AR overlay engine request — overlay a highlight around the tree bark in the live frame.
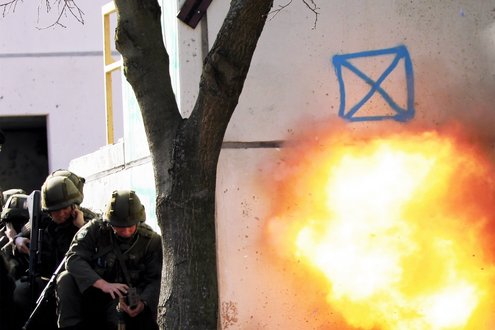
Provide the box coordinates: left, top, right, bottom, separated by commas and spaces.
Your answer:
114, 0, 273, 328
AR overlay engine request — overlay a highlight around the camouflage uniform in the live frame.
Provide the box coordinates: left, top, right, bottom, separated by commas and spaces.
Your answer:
57, 190, 162, 330
0, 193, 30, 279
13, 171, 93, 330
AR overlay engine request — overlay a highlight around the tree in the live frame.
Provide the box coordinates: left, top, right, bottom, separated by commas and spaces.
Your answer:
113, 0, 273, 328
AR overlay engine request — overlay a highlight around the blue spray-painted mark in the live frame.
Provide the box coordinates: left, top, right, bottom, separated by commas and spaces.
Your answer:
332, 45, 415, 122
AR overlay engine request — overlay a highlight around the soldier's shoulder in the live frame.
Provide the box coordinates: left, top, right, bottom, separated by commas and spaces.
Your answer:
81, 217, 110, 233
138, 223, 160, 238
74, 218, 109, 241
81, 207, 102, 221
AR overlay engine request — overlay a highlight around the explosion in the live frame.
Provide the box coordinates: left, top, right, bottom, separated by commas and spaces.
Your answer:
263, 127, 495, 330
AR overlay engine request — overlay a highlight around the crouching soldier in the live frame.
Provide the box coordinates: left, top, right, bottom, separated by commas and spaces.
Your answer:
13, 171, 93, 330
56, 190, 162, 330
0, 192, 30, 279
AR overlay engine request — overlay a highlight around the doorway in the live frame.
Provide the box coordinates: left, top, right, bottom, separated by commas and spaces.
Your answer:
0, 116, 49, 195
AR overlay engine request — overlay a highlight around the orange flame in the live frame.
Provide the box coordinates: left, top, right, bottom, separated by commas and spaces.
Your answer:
263, 127, 495, 330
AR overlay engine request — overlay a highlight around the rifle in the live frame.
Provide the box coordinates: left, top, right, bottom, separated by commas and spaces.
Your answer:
26, 190, 43, 304
0, 225, 6, 247
22, 255, 66, 330
117, 296, 126, 330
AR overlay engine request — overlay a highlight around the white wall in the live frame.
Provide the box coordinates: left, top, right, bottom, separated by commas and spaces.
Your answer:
213, 0, 495, 329
0, 0, 123, 171
209, 0, 495, 141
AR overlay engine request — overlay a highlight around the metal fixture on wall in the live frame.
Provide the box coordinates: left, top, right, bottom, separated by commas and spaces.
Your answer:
177, 0, 212, 29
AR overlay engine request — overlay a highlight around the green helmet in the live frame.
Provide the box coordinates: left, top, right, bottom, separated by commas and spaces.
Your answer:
2, 189, 27, 207
104, 190, 145, 227
1, 193, 29, 222
41, 176, 83, 212
48, 169, 85, 199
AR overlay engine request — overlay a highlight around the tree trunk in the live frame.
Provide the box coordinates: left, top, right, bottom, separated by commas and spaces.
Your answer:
114, 0, 274, 328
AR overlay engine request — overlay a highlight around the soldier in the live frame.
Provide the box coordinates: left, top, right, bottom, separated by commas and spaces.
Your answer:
0, 189, 27, 252
0, 193, 30, 279
56, 190, 162, 330
13, 170, 91, 256
0, 190, 27, 330
12, 170, 96, 330
1, 194, 28, 231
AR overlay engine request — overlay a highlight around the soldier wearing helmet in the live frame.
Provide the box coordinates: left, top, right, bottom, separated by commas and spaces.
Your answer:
0, 191, 28, 330
13, 170, 92, 255
0, 189, 28, 254
1, 193, 29, 246
56, 190, 162, 330
12, 170, 98, 330
0, 193, 30, 279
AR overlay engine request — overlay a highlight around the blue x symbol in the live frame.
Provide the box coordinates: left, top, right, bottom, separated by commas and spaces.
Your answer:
332, 45, 415, 122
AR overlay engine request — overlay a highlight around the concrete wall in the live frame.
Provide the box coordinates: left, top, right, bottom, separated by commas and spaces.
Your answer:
214, 1, 495, 329
69, 0, 495, 329
0, 0, 123, 172
68, 140, 158, 232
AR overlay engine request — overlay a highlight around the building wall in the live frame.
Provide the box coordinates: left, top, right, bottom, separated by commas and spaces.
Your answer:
214, 1, 495, 329
68, 0, 495, 329
0, 0, 123, 173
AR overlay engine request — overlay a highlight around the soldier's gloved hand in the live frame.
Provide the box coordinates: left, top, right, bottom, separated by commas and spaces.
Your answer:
93, 278, 128, 299
14, 236, 30, 254
119, 299, 145, 318
5, 223, 17, 241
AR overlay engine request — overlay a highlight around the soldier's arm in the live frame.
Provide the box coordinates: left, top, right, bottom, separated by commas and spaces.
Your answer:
65, 221, 105, 292
137, 234, 163, 310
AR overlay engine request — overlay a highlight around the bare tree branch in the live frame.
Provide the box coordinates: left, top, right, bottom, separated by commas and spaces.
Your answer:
268, 0, 319, 29
268, 0, 292, 21
0, 0, 20, 17
302, 0, 319, 29
1, 0, 84, 28
38, 0, 84, 29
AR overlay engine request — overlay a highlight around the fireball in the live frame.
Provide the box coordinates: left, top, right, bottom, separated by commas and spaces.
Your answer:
264, 128, 495, 330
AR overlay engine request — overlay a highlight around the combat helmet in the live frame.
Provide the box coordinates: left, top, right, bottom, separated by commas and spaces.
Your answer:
48, 169, 85, 200
1, 193, 29, 224
41, 176, 83, 212
104, 190, 145, 227
2, 189, 26, 207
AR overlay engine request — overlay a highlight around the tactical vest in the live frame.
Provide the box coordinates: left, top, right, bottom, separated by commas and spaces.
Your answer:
92, 221, 155, 288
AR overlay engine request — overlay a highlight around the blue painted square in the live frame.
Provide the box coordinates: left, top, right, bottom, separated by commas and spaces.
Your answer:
332, 45, 415, 122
